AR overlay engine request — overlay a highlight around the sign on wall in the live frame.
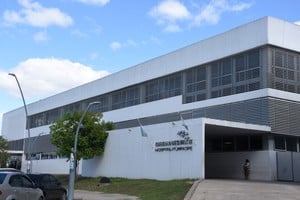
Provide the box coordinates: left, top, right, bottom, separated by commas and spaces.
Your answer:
154, 130, 193, 152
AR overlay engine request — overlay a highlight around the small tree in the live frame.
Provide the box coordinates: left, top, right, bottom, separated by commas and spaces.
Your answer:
50, 111, 113, 167
0, 136, 9, 168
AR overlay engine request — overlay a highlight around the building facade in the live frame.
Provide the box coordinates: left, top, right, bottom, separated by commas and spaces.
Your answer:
2, 16, 300, 181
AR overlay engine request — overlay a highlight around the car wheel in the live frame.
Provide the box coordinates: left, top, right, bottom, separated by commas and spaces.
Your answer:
38, 196, 44, 200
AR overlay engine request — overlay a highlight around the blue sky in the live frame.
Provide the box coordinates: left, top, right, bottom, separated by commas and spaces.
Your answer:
0, 0, 300, 132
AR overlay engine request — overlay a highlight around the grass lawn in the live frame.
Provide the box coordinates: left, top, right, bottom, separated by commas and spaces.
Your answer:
58, 176, 194, 200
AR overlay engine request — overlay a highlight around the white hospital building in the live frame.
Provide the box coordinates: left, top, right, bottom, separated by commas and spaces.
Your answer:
2, 16, 300, 182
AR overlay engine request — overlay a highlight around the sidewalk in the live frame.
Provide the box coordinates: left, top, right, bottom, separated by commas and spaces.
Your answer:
188, 179, 300, 200
74, 179, 300, 200
74, 190, 139, 200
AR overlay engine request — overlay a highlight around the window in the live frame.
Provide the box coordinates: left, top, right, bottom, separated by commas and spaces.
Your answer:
250, 135, 262, 150
146, 73, 181, 102
275, 51, 284, 67
274, 136, 285, 150
271, 48, 299, 95
236, 136, 249, 151
185, 67, 206, 103
235, 85, 245, 94
0, 174, 7, 184
112, 87, 140, 109
248, 82, 260, 91
248, 50, 260, 68
223, 137, 234, 151
236, 54, 245, 71
286, 137, 297, 152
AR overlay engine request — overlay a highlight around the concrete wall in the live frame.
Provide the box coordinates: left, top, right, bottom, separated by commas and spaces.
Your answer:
205, 151, 277, 181
30, 158, 71, 174
81, 119, 204, 180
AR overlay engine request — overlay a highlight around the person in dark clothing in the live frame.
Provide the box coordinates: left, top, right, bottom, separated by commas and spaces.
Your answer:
243, 159, 250, 179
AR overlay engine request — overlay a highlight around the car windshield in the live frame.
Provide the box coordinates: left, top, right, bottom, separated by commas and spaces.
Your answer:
0, 173, 7, 184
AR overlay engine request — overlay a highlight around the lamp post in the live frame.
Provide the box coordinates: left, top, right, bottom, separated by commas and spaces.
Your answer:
8, 73, 32, 174
68, 101, 101, 200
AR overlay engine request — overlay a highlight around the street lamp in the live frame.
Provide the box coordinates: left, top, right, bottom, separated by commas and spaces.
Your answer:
8, 73, 32, 173
68, 101, 101, 200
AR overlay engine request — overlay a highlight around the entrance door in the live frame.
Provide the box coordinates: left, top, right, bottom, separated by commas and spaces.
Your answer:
277, 151, 293, 181
292, 152, 300, 182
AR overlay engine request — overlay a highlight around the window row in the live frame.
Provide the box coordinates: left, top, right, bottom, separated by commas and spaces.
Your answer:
28, 46, 300, 129
206, 135, 264, 152
274, 136, 299, 152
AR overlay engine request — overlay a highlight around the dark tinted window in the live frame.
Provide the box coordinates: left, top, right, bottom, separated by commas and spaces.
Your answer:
274, 136, 285, 150
0, 173, 7, 184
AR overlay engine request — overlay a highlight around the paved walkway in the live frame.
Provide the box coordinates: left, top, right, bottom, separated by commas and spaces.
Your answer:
74, 179, 300, 200
74, 190, 139, 200
188, 179, 300, 200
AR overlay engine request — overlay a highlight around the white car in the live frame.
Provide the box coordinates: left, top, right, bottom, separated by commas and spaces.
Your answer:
0, 171, 44, 200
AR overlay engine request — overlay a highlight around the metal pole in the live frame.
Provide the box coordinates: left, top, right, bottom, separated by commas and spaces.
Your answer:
68, 101, 101, 200
9, 73, 32, 174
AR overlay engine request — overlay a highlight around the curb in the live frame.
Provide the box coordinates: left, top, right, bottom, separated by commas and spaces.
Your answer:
184, 179, 202, 200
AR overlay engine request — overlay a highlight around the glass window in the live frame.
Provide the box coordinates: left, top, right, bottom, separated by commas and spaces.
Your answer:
211, 62, 219, 77
222, 59, 232, 75
211, 138, 222, 152
235, 85, 245, 94
287, 70, 295, 80
287, 54, 295, 69
248, 50, 260, 68
235, 55, 245, 71
211, 78, 219, 87
0, 174, 7, 184
250, 135, 262, 150
197, 67, 206, 81
236, 136, 249, 151
223, 137, 234, 151
275, 51, 284, 67
222, 75, 232, 85
196, 93, 206, 101
222, 88, 232, 96
146, 73, 181, 102
274, 136, 285, 150
248, 82, 260, 91
286, 137, 297, 152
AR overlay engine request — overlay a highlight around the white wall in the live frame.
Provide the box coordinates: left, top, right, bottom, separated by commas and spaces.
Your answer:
81, 119, 204, 180
205, 151, 277, 181
30, 158, 70, 174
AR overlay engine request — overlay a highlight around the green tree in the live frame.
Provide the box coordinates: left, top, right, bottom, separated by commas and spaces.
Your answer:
0, 136, 9, 168
50, 111, 114, 162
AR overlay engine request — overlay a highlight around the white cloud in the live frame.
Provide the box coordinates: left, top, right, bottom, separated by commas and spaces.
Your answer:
109, 39, 142, 51
110, 41, 122, 51
295, 21, 300, 26
0, 58, 110, 101
149, 0, 190, 32
164, 24, 181, 32
194, 0, 252, 26
149, 0, 253, 31
33, 31, 48, 42
149, 0, 191, 21
77, 0, 110, 6
3, 0, 73, 28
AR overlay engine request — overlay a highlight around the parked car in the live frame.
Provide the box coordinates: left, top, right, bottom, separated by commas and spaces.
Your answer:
0, 171, 44, 200
0, 168, 22, 172
27, 174, 67, 200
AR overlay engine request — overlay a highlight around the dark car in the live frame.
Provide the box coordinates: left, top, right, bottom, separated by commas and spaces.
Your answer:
27, 174, 67, 200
